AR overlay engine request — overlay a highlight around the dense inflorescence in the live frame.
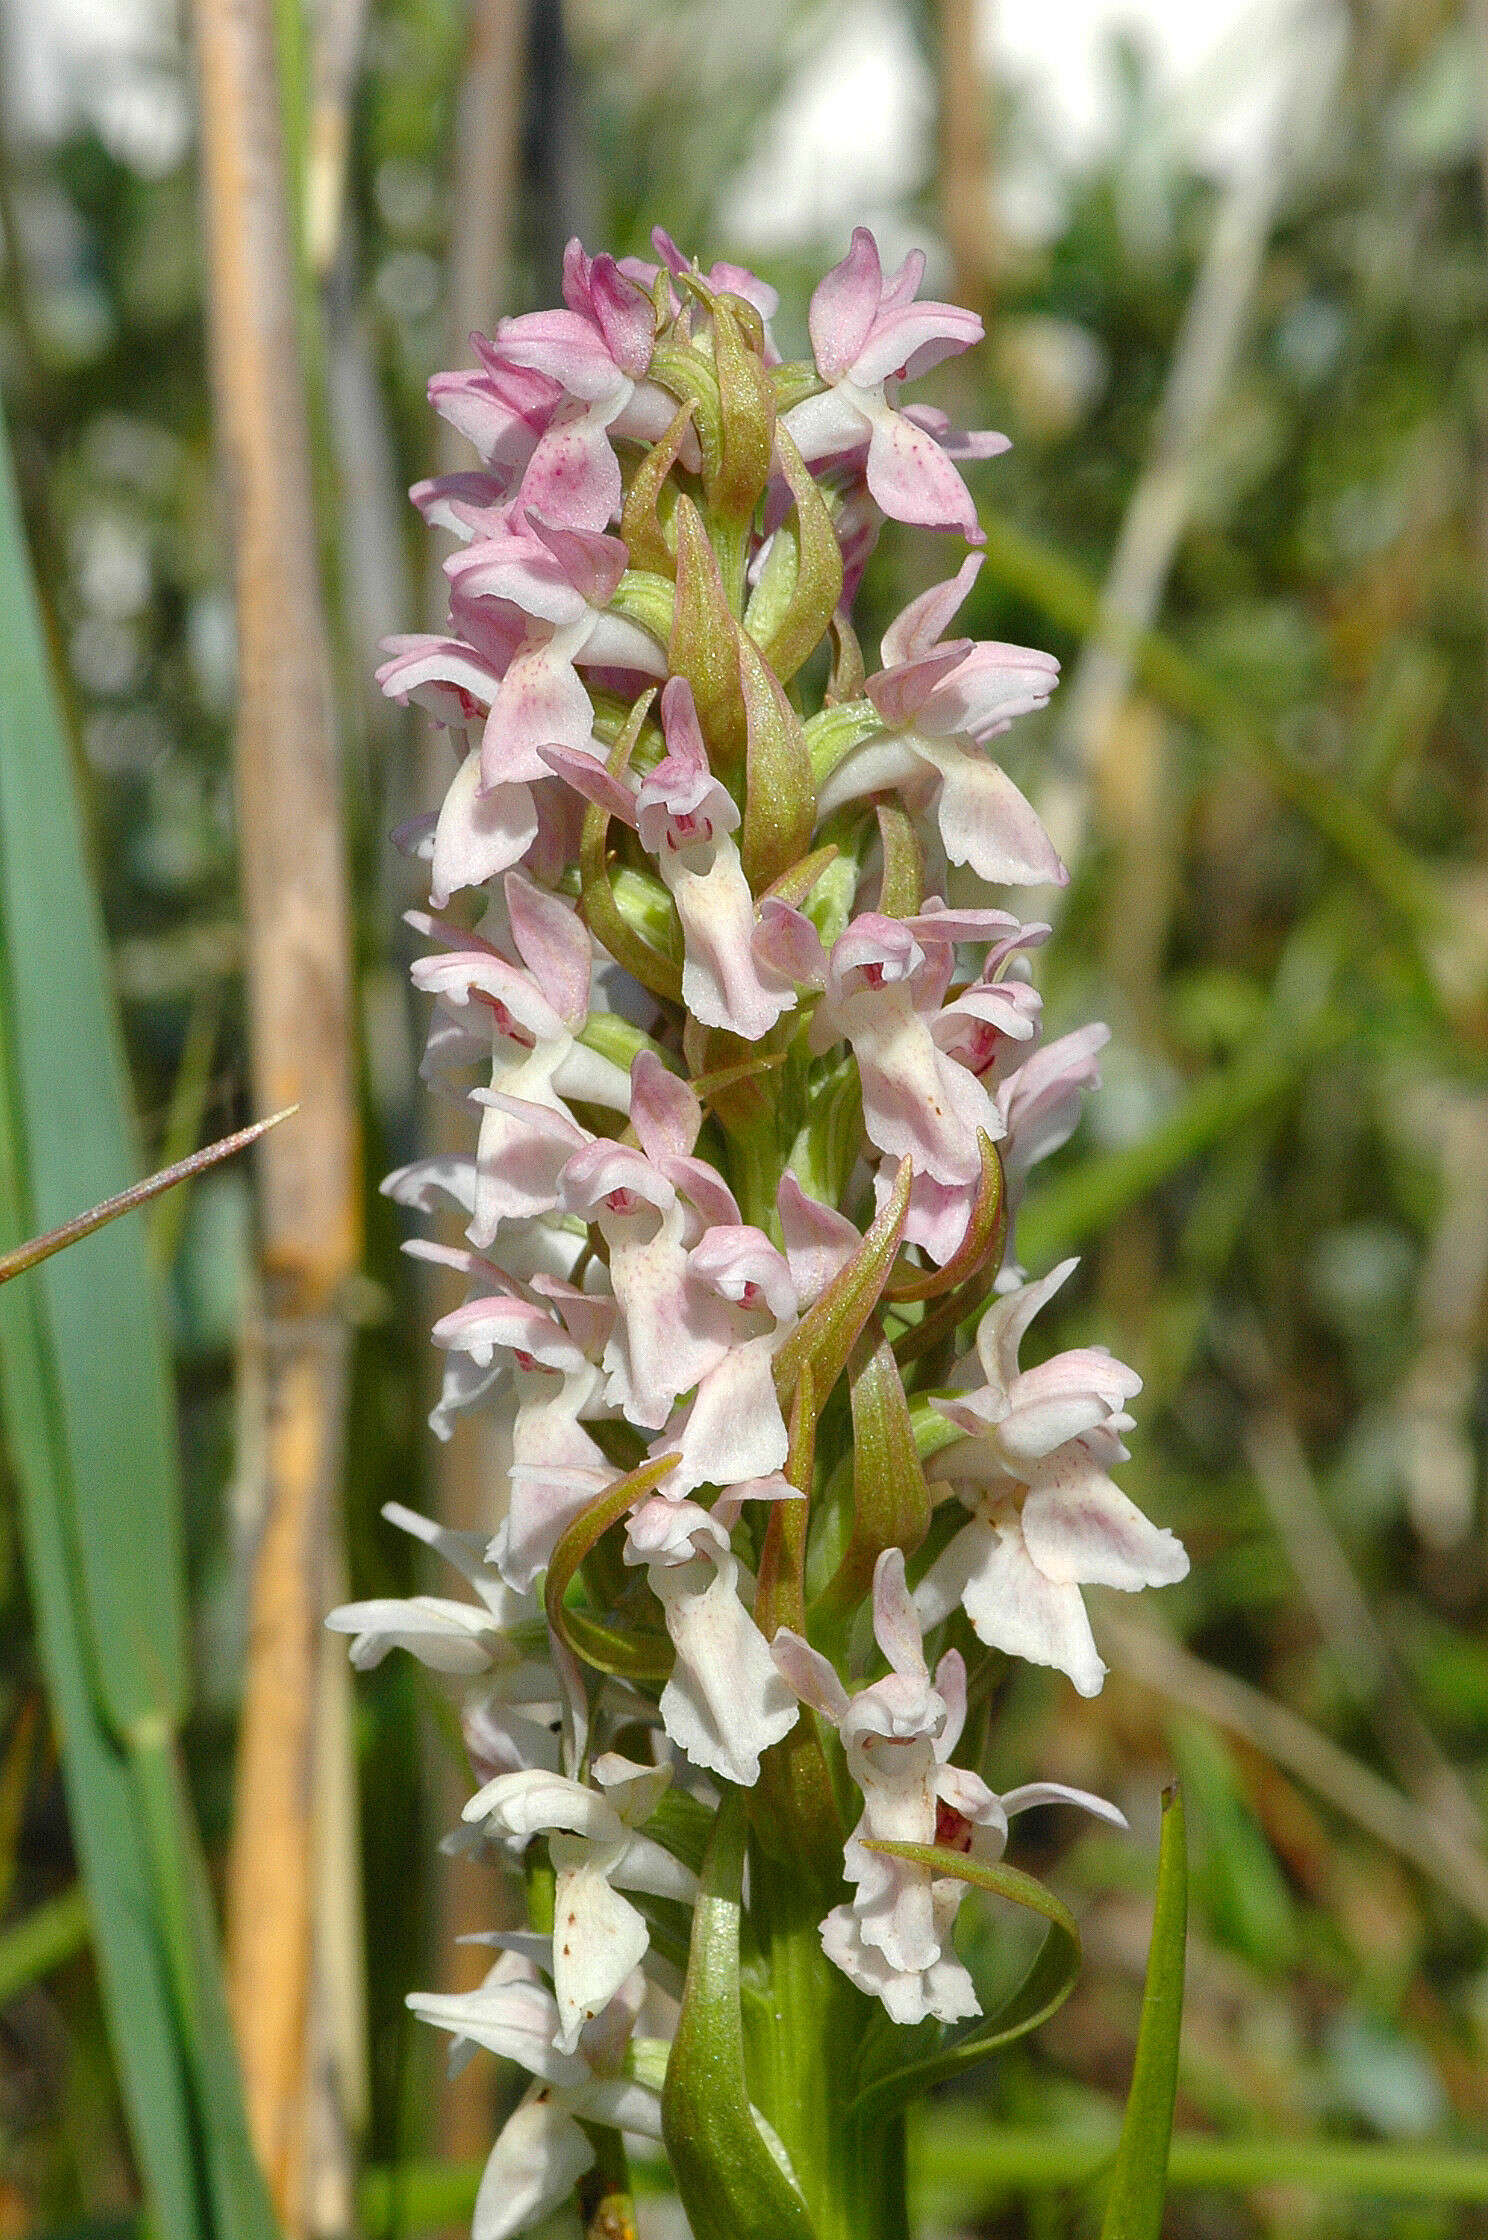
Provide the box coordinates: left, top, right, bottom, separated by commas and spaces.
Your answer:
329, 226, 1188, 2240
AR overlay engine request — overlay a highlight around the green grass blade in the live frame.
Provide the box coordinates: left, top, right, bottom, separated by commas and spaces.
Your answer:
0, 1110, 294, 1287
0, 414, 278, 2240
911, 2109, 1488, 2212
0, 424, 187, 1740
0, 1090, 206, 2238
1099, 1785, 1188, 2240
973, 513, 1442, 939
0, 1883, 91, 2004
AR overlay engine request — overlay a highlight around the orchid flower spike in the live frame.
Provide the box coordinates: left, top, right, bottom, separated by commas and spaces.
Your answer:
346, 222, 1190, 2240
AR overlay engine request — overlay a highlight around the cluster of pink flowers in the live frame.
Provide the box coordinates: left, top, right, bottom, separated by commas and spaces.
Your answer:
330, 226, 1187, 2240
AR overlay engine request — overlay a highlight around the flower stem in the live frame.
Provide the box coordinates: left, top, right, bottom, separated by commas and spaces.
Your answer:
745, 1840, 909, 2240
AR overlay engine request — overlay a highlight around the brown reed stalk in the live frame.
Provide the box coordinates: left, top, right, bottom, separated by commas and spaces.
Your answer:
190, 0, 361, 2224
936, 0, 992, 316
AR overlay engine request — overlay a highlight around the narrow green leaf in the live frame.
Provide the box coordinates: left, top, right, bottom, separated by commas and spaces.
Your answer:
973, 513, 1441, 939
0, 1029, 205, 2240
754, 1367, 843, 1877
708, 295, 776, 521
849, 1841, 1083, 2121
825, 610, 866, 705
762, 844, 839, 911
884, 1135, 1004, 1304
803, 698, 882, 788
756, 1363, 816, 1638
608, 568, 676, 646
874, 803, 924, 918
1019, 1024, 1345, 1267
580, 693, 683, 1006
662, 1791, 819, 2240
0, 428, 187, 1740
752, 427, 843, 685
1099, 1785, 1188, 2240
620, 398, 695, 575
740, 633, 815, 890
130, 1730, 287, 2240
354, 2121, 1488, 2235
651, 345, 724, 487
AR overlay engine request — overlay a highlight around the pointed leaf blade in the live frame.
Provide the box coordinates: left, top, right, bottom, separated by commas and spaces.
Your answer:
1099, 1785, 1188, 2240
662, 1790, 819, 2240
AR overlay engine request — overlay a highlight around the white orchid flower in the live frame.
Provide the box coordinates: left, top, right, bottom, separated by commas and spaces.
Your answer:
462, 1754, 694, 2053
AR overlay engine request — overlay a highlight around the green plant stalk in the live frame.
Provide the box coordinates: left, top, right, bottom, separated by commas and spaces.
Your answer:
744, 1842, 909, 2240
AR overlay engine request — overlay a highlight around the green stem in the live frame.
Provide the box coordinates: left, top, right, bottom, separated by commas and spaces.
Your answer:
745, 1840, 909, 2240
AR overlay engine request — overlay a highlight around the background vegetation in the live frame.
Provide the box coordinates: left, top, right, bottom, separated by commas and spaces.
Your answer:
3, 0, 1488, 2232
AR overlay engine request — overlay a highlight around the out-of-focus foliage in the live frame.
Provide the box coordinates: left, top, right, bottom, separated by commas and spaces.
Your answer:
2, 0, 1488, 2233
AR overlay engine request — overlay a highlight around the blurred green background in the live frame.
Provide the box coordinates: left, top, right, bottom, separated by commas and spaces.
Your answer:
3, 0, 1488, 2233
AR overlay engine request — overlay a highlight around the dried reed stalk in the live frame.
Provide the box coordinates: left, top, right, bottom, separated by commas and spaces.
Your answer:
191, 0, 361, 2223
936, 0, 992, 315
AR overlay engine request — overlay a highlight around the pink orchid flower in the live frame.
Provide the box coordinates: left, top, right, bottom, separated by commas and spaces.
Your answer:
917, 1263, 1187, 1696
637, 679, 800, 1040
646, 1222, 798, 1498
409, 874, 630, 1247
813, 907, 1017, 1188
460, 1758, 693, 2055
409, 1957, 663, 2239
445, 514, 666, 795
775, 1549, 1122, 2022
817, 555, 1065, 888
430, 1289, 619, 1593
782, 228, 990, 537
487, 241, 687, 528
624, 1497, 799, 1786
557, 1136, 740, 1432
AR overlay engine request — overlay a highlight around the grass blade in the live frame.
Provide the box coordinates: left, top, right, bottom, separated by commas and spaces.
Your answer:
0, 412, 278, 2239
1099, 1785, 1188, 2240
0, 1885, 91, 2005
0, 1110, 295, 1287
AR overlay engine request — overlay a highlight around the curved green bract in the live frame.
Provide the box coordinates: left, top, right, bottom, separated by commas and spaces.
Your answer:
774, 1156, 912, 1406
848, 1841, 1083, 2122
754, 427, 843, 686
884, 1134, 1004, 1305
543, 1454, 678, 1681
813, 1332, 928, 1625
1099, 1785, 1188, 2240
662, 1791, 819, 2240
